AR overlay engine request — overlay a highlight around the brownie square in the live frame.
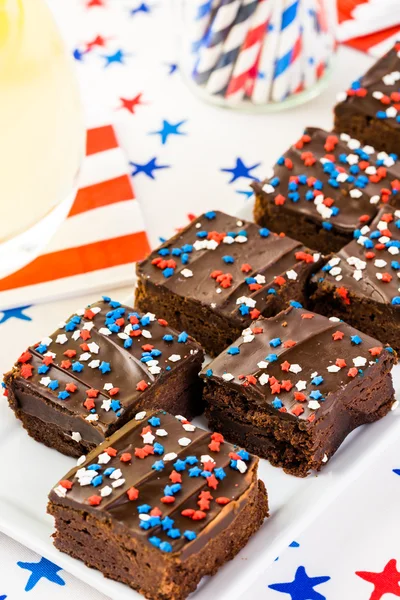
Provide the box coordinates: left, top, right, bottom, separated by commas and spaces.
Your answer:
252, 127, 400, 254
310, 205, 400, 352
335, 42, 400, 156
201, 306, 397, 477
136, 210, 323, 357
48, 409, 269, 600
4, 297, 204, 457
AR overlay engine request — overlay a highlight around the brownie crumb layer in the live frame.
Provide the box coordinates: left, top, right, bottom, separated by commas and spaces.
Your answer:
201, 306, 397, 476
48, 410, 268, 600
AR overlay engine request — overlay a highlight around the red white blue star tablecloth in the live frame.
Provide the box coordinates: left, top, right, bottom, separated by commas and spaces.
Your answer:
1, 1, 400, 599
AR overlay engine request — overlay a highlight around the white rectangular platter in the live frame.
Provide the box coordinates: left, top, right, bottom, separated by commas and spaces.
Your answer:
1, 200, 400, 600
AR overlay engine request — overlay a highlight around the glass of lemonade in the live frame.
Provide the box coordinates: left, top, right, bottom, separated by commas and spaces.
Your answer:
0, 0, 85, 279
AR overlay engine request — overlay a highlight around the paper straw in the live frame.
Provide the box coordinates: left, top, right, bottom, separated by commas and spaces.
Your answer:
299, 0, 318, 91
205, 0, 259, 96
251, 0, 283, 104
271, 0, 302, 102
189, 0, 221, 54
192, 0, 242, 85
225, 0, 273, 103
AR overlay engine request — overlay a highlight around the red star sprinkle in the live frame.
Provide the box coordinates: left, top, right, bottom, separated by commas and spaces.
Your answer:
88, 495, 102, 506
84, 398, 95, 410
369, 347, 383, 356
169, 470, 182, 483
332, 331, 344, 341
60, 360, 71, 370
348, 367, 358, 378
250, 308, 261, 319
301, 313, 314, 319
274, 275, 286, 286
216, 497, 231, 505
192, 510, 207, 520
211, 432, 224, 443
158, 319, 168, 326
274, 194, 286, 206
105, 447, 117, 457
43, 356, 53, 366
294, 392, 306, 402
241, 263, 252, 273
127, 487, 139, 501
181, 509, 195, 517
381, 273, 392, 283
18, 351, 32, 364
134, 447, 147, 459
206, 474, 218, 489
208, 440, 221, 452
120, 453, 132, 462
109, 387, 120, 396
336, 287, 350, 305
80, 329, 91, 341
136, 380, 149, 391
280, 360, 290, 372
20, 364, 33, 379
60, 480, 73, 489
161, 496, 175, 504
64, 349, 77, 358
84, 309, 95, 319
356, 559, 400, 600
336, 358, 347, 368
150, 507, 162, 517
283, 339, 297, 348
292, 404, 304, 416
142, 344, 154, 352
66, 382, 78, 393
86, 388, 99, 398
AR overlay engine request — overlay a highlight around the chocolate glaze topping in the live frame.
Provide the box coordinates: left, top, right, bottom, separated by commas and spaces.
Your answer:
49, 409, 258, 559
314, 205, 400, 305
137, 210, 321, 325
335, 43, 400, 131
201, 306, 395, 422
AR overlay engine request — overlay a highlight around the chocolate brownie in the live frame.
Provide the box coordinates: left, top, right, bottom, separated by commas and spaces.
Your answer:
135, 210, 323, 357
335, 42, 400, 156
48, 409, 269, 600
252, 127, 400, 254
310, 205, 400, 352
4, 297, 204, 458
201, 306, 397, 477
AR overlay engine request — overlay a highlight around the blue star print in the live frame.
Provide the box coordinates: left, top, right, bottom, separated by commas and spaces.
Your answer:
131, 2, 151, 15
17, 557, 65, 591
0, 595, 6, 599
0, 305, 32, 325
268, 566, 330, 600
221, 158, 261, 183
166, 63, 178, 75
73, 48, 86, 61
102, 50, 127, 66
393, 469, 400, 475
130, 158, 170, 179
150, 120, 187, 145
236, 190, 254, 199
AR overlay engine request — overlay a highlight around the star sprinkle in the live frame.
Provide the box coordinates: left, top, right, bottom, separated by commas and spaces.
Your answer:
130, 2, 151, 16
268, 565, 331, 600
221, 158, 261, 183
150, 120, 187, 145
356, 559, 400, 600
130, 157, 170, 179
17, 557, 65, 591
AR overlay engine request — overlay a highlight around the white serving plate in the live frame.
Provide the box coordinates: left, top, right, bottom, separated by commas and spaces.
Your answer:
1, 199, 400, 600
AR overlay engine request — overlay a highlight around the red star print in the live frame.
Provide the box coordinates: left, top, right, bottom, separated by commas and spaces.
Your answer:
119, 94, 145, 114
85, 35, 108, 51
86, 0, 105, 6
356, 559, 400, 600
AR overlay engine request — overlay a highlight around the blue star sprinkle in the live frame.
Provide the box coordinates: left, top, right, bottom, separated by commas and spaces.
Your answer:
150, 120, 187, 145
17, 557, 65, 591
236, 189, 254, 199
268, 566, 330, 600
102, 49, 127, 67
130, 2, 151, 15
130, 157, 170, 180
221, 158, 261, 183
0, 305, 32, 325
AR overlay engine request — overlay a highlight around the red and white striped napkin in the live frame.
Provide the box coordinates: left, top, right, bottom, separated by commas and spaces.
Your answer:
0, 124, 150, 310
337, 0, 400, 57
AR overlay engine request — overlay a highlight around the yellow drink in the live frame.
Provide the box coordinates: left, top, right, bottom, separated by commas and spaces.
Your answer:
0, 0, 84, 275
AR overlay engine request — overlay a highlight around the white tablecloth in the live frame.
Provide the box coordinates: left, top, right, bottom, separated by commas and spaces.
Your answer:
1, 1, 399, 599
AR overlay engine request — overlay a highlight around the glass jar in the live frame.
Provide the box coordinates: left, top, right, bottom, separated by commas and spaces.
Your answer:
0, 0, 85, 279
178, 0, 338, 112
